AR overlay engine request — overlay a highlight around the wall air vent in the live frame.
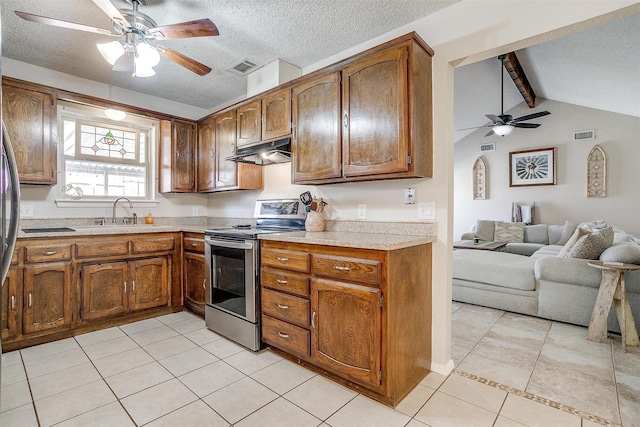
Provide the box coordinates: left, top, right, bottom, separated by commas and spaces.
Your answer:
573, 130, 595, 141
226, 59, 259, 76
480, 143, 495, 152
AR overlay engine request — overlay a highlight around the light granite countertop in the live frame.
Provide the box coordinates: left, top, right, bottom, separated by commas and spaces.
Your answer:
259, 230, 435, 251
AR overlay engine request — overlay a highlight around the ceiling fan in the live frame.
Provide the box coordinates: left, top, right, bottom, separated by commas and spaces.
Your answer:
460, 54, 550, 137
15, 0, 218, 77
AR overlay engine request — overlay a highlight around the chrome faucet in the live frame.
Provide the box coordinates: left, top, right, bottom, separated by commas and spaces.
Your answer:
112, 197, 133, 223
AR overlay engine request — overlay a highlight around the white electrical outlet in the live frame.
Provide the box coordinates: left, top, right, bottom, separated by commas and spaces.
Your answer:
418, 202, 436, 220
404, 187, 415, 204
357, 204, 367, 220
20, 204, 34, 218
192, 206, 200, 216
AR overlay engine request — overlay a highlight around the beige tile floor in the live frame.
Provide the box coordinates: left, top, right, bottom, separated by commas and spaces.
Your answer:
0, 309, 630, 426
452, 301, 640, 427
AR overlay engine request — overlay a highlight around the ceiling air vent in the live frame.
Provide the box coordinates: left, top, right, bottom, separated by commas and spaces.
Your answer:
573, 130, 595, 141
226, 59, 258, 76
480, 143, 495, 152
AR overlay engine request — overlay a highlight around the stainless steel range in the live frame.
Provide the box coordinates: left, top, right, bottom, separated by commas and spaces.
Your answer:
204, 199, 306, 350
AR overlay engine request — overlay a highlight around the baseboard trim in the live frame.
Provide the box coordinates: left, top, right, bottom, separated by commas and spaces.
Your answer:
430, 358, 455, 375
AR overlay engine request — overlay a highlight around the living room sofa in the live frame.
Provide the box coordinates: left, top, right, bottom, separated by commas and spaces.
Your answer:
453, 221, 640, 333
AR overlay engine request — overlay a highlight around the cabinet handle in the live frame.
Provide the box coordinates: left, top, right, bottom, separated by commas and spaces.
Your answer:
311, 311, 316, 328
11, 295, 15, 310
276, 257, 289, 263
28, 293, 32, 308
343, 112, 349, 129
276, 279, 288, 284
191, 243, 198, 247
334, 265, 351, 271
124, 281, 127, 292
277, 332, 289, 339
276, 303, 289, 310
203, 279, 206, 290
42, 251, 57, 256
132, 280, 136, 292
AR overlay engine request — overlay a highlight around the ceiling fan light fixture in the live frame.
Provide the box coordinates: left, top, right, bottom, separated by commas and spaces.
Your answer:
104, 109, 127, 121
493, 125, 513, 136
136, 42, 160, 68
133, 62, 156, 78
97, 41, 125, 65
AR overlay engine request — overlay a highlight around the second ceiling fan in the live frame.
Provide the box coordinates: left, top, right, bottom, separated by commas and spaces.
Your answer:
464, 54, 550, 137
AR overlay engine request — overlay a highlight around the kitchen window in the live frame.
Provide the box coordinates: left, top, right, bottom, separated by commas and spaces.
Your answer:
58, 101, 157, 201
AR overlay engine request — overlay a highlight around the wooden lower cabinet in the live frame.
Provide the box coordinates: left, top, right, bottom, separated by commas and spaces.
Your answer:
1, 267, 22, 340
129, 257, 169, 311
260, 240, 432, 407
23, 262, 73, 334
183, 233, 206, 316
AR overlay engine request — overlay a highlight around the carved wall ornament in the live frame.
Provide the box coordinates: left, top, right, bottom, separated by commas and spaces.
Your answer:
473, 157, 487, 200
587, 144, 606, 197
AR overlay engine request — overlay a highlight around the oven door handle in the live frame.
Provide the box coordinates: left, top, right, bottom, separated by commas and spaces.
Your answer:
205, 236, 254, 250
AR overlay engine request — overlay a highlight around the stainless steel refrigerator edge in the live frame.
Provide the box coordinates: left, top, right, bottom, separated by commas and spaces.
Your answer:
1, 11, 23, 401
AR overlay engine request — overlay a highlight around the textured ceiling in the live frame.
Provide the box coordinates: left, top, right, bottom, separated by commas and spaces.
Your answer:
454, 11, 640, 142
1, 0, 460, 110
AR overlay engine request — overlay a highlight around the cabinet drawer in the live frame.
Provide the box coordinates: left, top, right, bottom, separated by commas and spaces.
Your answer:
261, 248, 309, 272
262, 315, 310, 358
183, 237, 205, 254
262, 288, 309, 327
76, 240, 129, 259
131, 237, 175, 254
24, 244, 72, 263
312, 254, 381, 285
261, 268, 309, 296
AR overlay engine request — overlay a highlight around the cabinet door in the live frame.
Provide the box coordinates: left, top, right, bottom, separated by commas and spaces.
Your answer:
1, 267, 21, 341
292, 72, 342, 183
311, 278, 382, 388
2, 82, 57, 184
262, 88, 291, 141
236, 100, 261, 148
23, 263, 72, 334
197, 117, 216, 192
184, 252, 206, 315
214, 110, 238, 189
172, 119, 196, 192
80, 263, 128, 320
342, 45, 409, 177
129, 257, 169, 311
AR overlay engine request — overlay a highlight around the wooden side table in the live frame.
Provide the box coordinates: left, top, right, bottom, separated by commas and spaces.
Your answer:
586, 260, 640, 352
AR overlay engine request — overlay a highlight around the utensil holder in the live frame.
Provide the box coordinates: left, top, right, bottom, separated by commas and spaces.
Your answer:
305, 211, 325, 232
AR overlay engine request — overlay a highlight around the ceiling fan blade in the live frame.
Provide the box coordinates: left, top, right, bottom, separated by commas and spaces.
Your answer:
512, 111, 551, 123
91, 0, 130, 28
513, 122, 541, 129
157, 45, 211, 76
112, 51, 135, 72
457, 125, 491, 131
484, 129, 495, 137
15, 11, 115, 36
149, 19, 219, 40
485, 114, 504, 124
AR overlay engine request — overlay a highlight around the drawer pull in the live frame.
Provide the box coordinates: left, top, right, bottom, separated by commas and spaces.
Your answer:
28, 293, 32, 308
312, 311, 316, 328
276, 257, 289, 263
277, 332, 290, 339
42, 251, 58, 256
276, 279, 288, 284
334, 265, 351, 271
11, 295, 15, 310
276, 303, 289, 310
132, 280, 136, 292
191, 243, 198, 247
124, 281, 127, 292
203, 279, 206, 290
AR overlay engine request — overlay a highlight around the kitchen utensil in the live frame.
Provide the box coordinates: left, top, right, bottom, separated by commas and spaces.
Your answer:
300, 191, 312, 205
310, 197, 326, 213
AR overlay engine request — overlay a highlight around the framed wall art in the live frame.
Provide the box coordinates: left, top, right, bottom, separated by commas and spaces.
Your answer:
509, 147, 556, 187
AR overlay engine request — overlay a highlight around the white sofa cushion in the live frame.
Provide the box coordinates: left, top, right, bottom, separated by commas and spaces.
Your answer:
475, 220, 495, 241
453, 250, 537, 291
524, 224, 548, 244
556, 221, 577, 245
600, 243, 640, 264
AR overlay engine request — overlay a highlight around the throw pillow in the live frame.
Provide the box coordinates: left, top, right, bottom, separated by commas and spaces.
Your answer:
579, 219, 607, 231
600, 243, 640, 264
566, 226, 614, 260
557, 226, 590, 258
475, 220, 495, 241
494, 221, 525, 243
556, 221, 577, 245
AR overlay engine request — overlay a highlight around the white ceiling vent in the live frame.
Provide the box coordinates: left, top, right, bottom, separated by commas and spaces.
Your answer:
226, 59, 258, 76
480, 143, 495, 152
573, 130, 595, 141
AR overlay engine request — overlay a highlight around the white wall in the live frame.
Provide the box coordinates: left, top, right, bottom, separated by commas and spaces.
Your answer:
454, 99, 640, 239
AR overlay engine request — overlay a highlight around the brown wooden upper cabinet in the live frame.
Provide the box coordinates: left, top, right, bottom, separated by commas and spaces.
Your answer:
262, 88, 291, 142
214, 110, 238, 189
236, 100, 262, 148
158, 119, 196, 193
196, 117, 215, 192
291, 33, 433, 185
2, 79, 58, 185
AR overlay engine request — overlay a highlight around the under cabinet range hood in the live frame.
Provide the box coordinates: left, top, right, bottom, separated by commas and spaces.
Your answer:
226, 138, 291, 165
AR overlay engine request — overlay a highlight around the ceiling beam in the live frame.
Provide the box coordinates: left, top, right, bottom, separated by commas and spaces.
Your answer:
503, 52, 536, 108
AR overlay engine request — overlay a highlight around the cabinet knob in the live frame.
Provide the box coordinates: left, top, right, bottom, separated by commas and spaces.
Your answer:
28, 293, 32, 308
124, 282, 127, 292
11, 295, 15, 310
191, 243, 198, 247
277, 332, 289, 339
276, 303, 289, 310
276, 257, 289, 263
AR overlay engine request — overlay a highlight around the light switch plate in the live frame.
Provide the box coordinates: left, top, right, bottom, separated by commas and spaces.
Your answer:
357, 204, 367, 220
192, 206, 200, 216
418, 202, 436, 220
404, 188, 415, 204
20, 204, 34, 217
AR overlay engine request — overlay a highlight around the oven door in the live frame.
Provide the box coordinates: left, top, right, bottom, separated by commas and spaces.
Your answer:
204, 236, 258, 323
